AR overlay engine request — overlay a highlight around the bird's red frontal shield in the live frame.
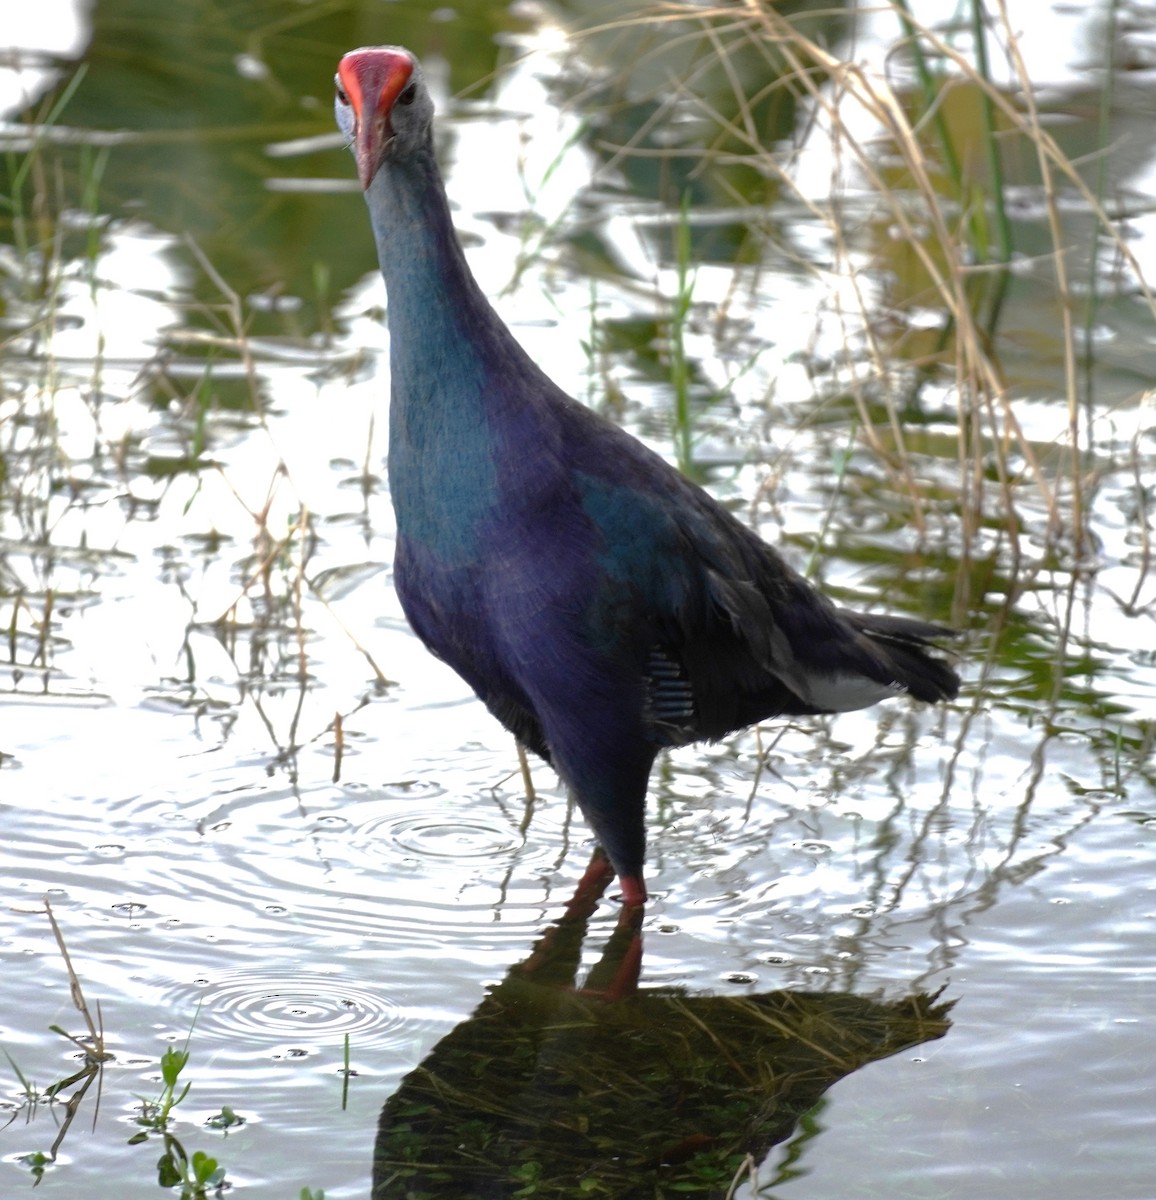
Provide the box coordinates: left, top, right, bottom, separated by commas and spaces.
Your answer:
337, 47, 415, 189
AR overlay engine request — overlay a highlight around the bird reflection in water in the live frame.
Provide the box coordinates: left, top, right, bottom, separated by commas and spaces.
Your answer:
372, 854, 953, 1198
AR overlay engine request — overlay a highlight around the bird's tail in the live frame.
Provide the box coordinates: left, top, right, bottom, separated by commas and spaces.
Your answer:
839, 610, 961, 704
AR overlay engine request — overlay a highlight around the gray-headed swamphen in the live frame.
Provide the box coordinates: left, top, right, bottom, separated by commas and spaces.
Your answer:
335, 46, 960, 907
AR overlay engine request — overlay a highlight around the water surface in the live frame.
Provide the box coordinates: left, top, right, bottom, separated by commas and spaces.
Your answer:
1, 1, 1154, 1197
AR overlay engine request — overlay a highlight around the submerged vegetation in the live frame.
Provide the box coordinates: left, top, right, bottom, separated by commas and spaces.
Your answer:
2, 1, 1155, 1196
2, 907, 331, 1197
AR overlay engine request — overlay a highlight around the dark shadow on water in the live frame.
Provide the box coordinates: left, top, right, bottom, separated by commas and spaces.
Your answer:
372, 854, 953, 1199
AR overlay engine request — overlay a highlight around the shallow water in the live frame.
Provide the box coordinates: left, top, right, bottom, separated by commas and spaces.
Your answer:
2, 1, 1155, 1198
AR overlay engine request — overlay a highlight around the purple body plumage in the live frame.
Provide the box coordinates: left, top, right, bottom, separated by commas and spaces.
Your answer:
335, 46, 960, 904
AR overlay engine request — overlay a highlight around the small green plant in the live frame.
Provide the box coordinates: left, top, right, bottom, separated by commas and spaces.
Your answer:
130, 1043, 191, 1128
127, 1029, 230, 1198
206, 1104, 245, 1131
16, 1149, 52, 1183
2, 908, 245, 1195
340, 1031, 352, 1111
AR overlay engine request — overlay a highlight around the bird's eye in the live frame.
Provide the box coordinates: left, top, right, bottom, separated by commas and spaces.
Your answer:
398, 83, 417, 106
335, 78, 349, 106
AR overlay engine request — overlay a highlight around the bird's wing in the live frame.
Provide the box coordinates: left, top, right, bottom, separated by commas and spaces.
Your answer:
559, 399, 952, 737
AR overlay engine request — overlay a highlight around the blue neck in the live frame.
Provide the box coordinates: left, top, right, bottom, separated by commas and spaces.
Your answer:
366, 136, 520, 562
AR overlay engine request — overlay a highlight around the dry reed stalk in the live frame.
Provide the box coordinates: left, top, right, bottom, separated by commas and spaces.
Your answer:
569, 0, 1154, 581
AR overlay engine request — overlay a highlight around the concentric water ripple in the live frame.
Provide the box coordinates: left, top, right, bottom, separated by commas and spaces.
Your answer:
341, 781, 578, 878
165, 971, 414, 1049
357, 806, 523, 860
